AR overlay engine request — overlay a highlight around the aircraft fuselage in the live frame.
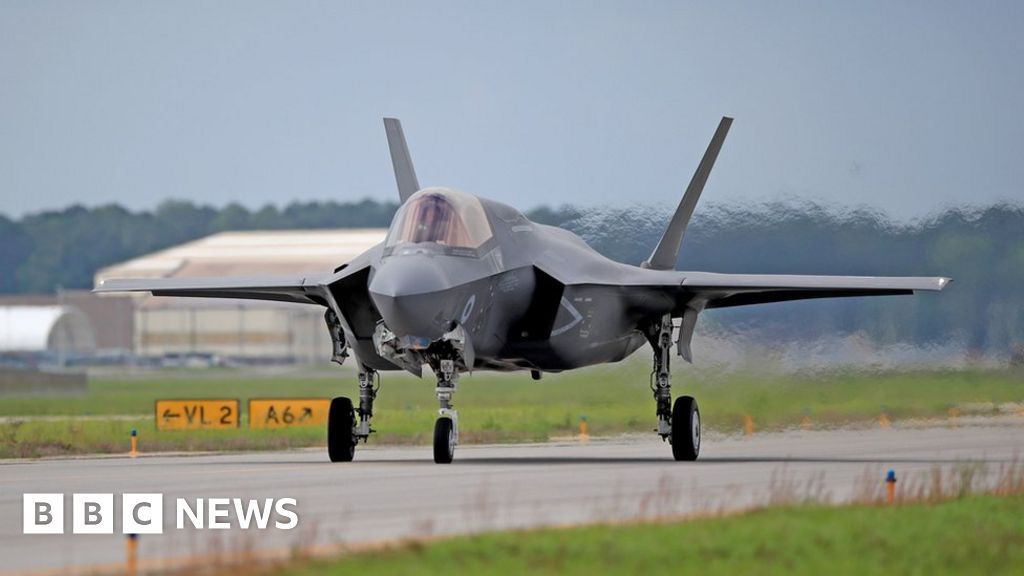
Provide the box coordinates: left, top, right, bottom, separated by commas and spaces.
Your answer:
329, 188, 675, 375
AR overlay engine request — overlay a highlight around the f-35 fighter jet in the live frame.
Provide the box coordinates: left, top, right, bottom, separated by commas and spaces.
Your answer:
96, 117, 949, 463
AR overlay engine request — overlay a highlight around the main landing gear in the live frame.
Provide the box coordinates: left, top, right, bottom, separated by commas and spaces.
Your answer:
327, 320, 700, 463
328, 369, 378, 462
650, 315, 700, 461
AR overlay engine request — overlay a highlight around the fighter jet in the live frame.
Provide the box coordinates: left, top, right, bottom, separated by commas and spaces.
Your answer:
95, 117, 950, 463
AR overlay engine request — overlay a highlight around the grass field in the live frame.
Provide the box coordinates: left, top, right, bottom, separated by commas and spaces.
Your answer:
271, 494, 1024, 576
1, 363, 1022, 458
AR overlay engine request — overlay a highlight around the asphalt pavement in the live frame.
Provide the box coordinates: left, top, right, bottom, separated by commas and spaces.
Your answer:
2, 422, 1022, 575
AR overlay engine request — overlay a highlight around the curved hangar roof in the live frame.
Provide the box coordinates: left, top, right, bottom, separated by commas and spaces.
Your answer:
0, 306, 97, 352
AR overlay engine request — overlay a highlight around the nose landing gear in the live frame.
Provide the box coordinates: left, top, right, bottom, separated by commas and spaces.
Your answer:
433, 358, 459, 464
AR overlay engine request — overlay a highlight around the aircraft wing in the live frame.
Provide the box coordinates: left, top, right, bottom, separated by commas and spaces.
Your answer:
658, 272, 950, 362
680, 272, 950, 309
93, 275, 331, 306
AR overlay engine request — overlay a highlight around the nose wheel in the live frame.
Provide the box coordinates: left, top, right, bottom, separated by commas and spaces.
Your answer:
433, 358, 459, 464
433, 417, 455, 463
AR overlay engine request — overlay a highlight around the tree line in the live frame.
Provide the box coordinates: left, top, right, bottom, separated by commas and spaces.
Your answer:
1, 199, 1021, 352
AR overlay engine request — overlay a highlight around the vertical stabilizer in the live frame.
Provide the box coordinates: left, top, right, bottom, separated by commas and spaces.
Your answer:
642, 117, 732, 270
383, 118, 420, 203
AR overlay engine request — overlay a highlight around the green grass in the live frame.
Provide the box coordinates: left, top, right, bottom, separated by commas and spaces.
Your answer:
276, 494, 1024, 576
1, 363, 1022, 458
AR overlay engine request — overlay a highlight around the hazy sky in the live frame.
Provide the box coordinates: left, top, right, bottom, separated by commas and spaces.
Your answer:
1, 1, 1021, 219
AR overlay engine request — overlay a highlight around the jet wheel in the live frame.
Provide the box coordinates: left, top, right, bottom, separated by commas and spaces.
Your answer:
328, 396, 356, 462
433, 417, 455, 464
671, 396, 700, 461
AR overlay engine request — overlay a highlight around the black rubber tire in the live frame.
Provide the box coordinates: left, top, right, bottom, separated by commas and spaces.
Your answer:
671, 396, 700, 461
327, 396, 356, 462
433, 417, 455, 464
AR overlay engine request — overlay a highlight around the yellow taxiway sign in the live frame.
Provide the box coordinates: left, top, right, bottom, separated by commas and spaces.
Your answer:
248, 398, 331, 429
155, 399, 240, 430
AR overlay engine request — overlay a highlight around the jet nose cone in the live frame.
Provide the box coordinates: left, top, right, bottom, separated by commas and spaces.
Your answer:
369, 257, 452, 339
369, 256, 449, 299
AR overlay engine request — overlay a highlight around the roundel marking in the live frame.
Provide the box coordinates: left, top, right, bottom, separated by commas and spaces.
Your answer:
460, 295, 476, 324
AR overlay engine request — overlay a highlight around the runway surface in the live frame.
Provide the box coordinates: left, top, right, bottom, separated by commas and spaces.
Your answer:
2, 422, 1023, 574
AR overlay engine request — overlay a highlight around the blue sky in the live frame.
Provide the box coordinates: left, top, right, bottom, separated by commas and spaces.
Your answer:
1, 1, 1021, 219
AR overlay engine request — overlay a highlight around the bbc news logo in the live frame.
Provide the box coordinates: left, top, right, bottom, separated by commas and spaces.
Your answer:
23, 494, 298, 534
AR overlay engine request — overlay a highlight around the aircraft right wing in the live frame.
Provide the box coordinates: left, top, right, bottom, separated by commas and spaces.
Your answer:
94, 274, 332, 306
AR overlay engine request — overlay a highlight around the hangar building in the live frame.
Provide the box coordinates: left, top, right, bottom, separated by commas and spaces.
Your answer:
95, 229, 386, 363
0, 306, 96, 355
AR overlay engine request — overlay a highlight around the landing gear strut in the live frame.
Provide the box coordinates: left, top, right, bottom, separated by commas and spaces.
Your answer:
355, 369, 379, 440
650, 315, 700, 461
328, 368, 378, 463
652, 316, 673, 440
433, 358, 459, 464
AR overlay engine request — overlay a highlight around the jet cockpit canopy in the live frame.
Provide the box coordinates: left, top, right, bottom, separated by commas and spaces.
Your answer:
384, 188, 492, 253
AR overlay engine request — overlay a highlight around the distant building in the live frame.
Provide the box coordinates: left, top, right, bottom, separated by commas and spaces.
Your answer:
95, 229, 386, 363
0, 305, 96, 355
0, 292, 133, 354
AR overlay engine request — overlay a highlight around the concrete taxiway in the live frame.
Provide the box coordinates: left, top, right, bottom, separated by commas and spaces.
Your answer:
2, 422, 1023, 574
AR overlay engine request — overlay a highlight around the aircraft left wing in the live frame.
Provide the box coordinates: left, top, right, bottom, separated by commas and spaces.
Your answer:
680, 272, 950, 309
94, 275, 331, 306
663, 272, 950, 362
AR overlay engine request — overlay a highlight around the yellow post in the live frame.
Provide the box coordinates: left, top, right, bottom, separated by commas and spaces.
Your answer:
743, 414, 754, 437
130, 428, 138, 458
578, 416, 589, 444
801, 416, 812, 431
948, 407, 960, 428
879, 413, 891, 429
126, 534, 138, 576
